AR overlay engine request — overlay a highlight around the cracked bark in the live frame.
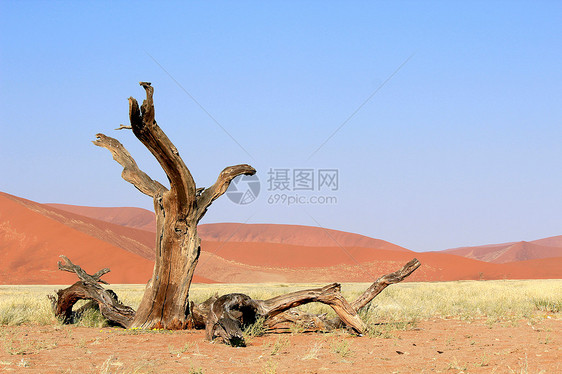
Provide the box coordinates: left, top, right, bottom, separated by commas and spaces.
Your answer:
72, 82, 423, 345
94, 82, 255, 329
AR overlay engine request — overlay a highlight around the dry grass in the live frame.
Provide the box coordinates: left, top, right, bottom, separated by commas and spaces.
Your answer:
0, 280, 560, 328
0, 286, 56, 326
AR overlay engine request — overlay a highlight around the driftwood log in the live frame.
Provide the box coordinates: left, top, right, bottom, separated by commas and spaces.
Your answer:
48, 256, 135, 327
52, 256, 420, 346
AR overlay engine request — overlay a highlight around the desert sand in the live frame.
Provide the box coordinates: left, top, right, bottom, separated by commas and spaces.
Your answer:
0, 319, 559, 373
444, 240, 562, 263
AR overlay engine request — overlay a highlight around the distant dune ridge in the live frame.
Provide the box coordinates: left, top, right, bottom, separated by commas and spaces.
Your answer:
44, 204, 410, 252
444, 240, 562, 263
46, 203, 156, 232
1, 191, 561, 284
0, 192, 154, 285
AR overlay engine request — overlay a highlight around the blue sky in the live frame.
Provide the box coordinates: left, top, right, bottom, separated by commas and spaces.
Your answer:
1, 1, 560, 251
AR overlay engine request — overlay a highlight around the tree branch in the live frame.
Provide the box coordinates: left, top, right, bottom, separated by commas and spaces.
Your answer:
196, 164, 256, 220
52, 257, 135, 328
198, 259, 421, 345
261, 259, 422, 334
58, 255, 110, 285
129, 82, 196, 216
352, 258, 421, 311
93, 134, 166, 198
256, 283, 365, 335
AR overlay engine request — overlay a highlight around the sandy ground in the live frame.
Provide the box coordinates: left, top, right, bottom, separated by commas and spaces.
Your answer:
0, 318, 559, 373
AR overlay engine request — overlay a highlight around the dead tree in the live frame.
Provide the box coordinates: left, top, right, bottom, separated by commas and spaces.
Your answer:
54, 82, 423, 344
93, 82, 255, 329
48, 256, 135, 327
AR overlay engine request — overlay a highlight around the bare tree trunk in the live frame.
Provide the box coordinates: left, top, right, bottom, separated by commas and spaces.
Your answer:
94, 82, 255, 329
256, 283, 365, 333
202, 284, 365, 346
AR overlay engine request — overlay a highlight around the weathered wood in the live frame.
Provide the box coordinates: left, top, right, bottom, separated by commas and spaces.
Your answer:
129, 82, 197, 215
195, 164, 256, 220
51, 255, 419, 345
87, 82, 422, 345
205, 294, 259, 347
57, 255, 110, 284
189, 295, 217, 329
95, 82, 255, 329
263, 309, 336, 333
49, 281, 135, 327
197, 259, 421, 345
49, 257, 135, 328
257, 283, 365, 334
93, 134, 166, 198
352, 258, 421, 311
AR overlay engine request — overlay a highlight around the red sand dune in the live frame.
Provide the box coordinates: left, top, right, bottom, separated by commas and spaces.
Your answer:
46, 203, 157, 232
24, 201, 155, 260
444, 240, 562, 263
198, 223, 411, 251
0, 192, 211, 284
531, 235, 562, 248
413, 251, 562, 281
1, 191, 561, 284
194, 246, 562, 283
44, 204, 410, 252
202, 240, 410, 268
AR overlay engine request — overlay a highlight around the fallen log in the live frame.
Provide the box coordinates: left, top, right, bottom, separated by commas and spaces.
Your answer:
194, 258, 421, 346
48, 256, 135, 327
263, 257, 423, 333
50, 256, 421, 346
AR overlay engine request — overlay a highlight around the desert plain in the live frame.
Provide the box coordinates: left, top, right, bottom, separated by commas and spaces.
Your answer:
0, 191, 561, 373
